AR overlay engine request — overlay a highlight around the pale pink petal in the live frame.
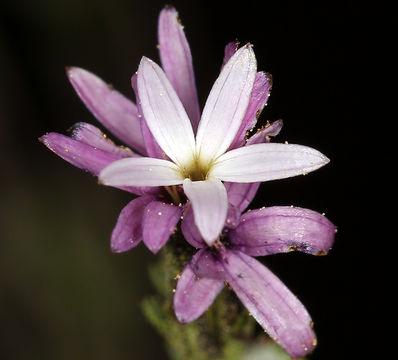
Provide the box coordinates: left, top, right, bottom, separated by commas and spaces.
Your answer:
142, 201, 182, 254
195, 45, 257, 163
99, 157, 183, 187
229, 206, 336, 256
173, 255, 224, 324
67, 67, 146, 154
182, 178, 228, 246
228, 71, 272, 150
131, 74, 165, 159
110, 195, 156, 253
158, 6, 200, 131
70, 122, 137, 158
210, 143, 330, 182
137, 57, 195, 168
223, 251, 316, 358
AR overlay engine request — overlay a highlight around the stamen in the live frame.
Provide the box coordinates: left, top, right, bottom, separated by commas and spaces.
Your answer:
164, 185, 181, 205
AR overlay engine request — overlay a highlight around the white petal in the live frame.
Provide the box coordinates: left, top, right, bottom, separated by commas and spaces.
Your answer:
195, 45, 257, 163
137, 57, 196, 168
210, 143, 330, 182
99, 157, 183, 186
183, 178, 228, 246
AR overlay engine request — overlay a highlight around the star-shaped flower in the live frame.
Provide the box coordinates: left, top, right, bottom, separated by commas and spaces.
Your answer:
99, 44, 329, 246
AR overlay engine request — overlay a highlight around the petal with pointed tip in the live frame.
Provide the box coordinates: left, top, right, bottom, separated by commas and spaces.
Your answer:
196, 45, 257, 163
174, 257, 224, 324
99, 157, 183, 187
230, 206, 336, 256
228, 71, 272, 150
67, 67, 146, 154
210, 143, 330, 182
182, 178, 228, 246
70, 122, 137, 158
224, 182, 260, 213
222, 251, 316, 358
142, 201, 182, 254
110, 195, 156, 253
158, 6, 200, 130
137, 57, 195, 168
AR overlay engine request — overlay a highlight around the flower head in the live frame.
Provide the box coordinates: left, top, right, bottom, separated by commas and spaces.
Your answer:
99, 44, 329, 246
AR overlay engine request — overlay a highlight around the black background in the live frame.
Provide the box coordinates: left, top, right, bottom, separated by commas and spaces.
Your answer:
1, 1, 366, 359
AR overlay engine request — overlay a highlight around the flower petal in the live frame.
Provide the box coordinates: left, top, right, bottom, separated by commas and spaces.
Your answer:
174, 257, 224, 324
158, 6, 200, 131
180, 206, 205, 249
70, 122, 137, 158
222, 250, 316, 358
229, 206, 336, 256
99, 157, 183, 187
221, 41, 239, 69
189, 248, 226, 280
110, 196, 156, 253
210, 143, 330, 182
247, 119, 283, 145
67, 67, 146, 154
137, 57, 196, 168
142, 201, 182, 254
131, 74, 165, 159
182, 178, 228, 246
195, 45, 257, 163
224, 182, 260, 213
40, 132, 122, 175
228, 71, 272, 150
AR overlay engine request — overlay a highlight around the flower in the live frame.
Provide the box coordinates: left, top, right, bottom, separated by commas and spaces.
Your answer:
39, 5, 288, 254
174, 195, 336, 358
99, 43, 330, 247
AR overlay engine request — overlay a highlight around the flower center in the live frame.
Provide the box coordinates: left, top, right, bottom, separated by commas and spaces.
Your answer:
180, 157, 212, 181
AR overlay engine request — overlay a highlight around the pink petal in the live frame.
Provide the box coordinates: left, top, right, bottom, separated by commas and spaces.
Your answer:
182, 179, 228, 246
158, 6, 201, 131
228, 71, 272, 150
180, 206, 205, 249
67, 67, 146, 154
210, 143, 330, 182
142, 201, 182, 254
223, 251, 317, 358
246, 119, 283, 145
173, 256, 224, 324
195, 45, 257, 163
99, 157, 183, 187
224, 182, 260, 213
40, 133, 159, 195
137, 57, 196, 168
70, 122, 137, 158
131, 74, 165, 159
221, 41, 239, 69
110, 195, 156, 253
229, 206, 336, 256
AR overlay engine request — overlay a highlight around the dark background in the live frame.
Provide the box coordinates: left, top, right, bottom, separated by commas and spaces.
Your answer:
1, 1, 364, 359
